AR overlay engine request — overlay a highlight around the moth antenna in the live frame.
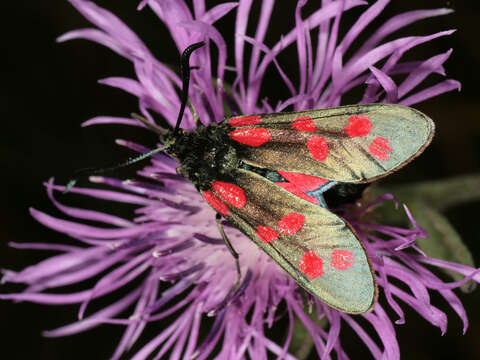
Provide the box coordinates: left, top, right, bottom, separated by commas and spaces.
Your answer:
63, 146, 165, 194
63, 42, 205, 192
173, 41, 206, 135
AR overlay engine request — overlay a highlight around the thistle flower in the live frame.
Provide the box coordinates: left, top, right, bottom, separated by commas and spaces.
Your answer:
2, 1, 477, 359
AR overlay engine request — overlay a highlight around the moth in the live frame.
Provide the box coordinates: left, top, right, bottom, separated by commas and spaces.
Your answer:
68, 42, 434, 314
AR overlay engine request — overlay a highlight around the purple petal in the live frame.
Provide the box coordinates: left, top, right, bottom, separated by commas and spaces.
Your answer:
45, 179, 134, 227
2, 245, 106, 285
363, 304, 400, 360
256, 0, 368, 111
99, 77, 145, 98
337, 0, 389, 53
340, 313, 383, 358
7, 242, 81, 252
30, 208, 162, 239
415, 256, 480, 281
330, 30, 456, 102
130, 315, 185, 360
377, 264, 405, 324
368, 66, 398, 103
82, 116, 148, 128
398, 49, 453, 98
356, 8, 454, 57
78, 251, 153, 319
201, 3, 238, 25
387, 283, 448, 334
48, 183, 155, 205
147, 0, 194, 49
145, 278, 193, 315
121, 281, 159, 354
247, 0, 275, 84
400, 79, 461, 106
241, 35, 296, 98
322, 308, 341, 358
294, 0, 308, 97
29, 250, 135, 293
183, 303, 203, 359
57, 29, 127, 58
114, 139, 155, 155
68, 0, 149, 56
146, 290, 199, 322
43, 286, 142, 337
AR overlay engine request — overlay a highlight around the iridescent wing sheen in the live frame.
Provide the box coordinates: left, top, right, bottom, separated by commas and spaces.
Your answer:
226, 104, 434, 183
202, 169, 377, 314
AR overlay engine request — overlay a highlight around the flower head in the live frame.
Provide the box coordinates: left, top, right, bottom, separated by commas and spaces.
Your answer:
2, 1, 476, 359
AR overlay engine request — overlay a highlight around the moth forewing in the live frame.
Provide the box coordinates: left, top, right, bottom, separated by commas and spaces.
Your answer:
228, 104, 434, 184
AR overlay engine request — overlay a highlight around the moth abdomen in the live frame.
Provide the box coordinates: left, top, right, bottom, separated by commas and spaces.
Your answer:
324, 183, 370, 208
240, 163, 286, 183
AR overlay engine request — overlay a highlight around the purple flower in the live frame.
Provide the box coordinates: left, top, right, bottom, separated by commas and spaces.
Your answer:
1, 1, 476, 359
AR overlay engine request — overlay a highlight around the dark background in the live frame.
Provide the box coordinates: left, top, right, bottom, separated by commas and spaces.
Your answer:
1, 1, 479, 359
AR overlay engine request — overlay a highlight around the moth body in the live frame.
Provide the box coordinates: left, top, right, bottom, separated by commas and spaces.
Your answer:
156, 104, 434, 314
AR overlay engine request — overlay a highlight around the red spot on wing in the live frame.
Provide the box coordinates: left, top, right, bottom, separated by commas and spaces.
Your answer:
212, 181, 246, 209
330, 250, 354, 270
292, 116, 317, 132
278, 171, 329, 192
299, 251, 323, 279
307, 135, 329, 162
278, 212, 305, 235
230, 128, 272, 147
256, 226, 279, 243
275, 182, 319, 204
202, 190, 229, 215
228, 115, 262, 127
343, 115, 372, 138
368, 137, 392, 161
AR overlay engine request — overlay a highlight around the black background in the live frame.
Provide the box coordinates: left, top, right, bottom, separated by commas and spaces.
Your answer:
1, 1, 480, 359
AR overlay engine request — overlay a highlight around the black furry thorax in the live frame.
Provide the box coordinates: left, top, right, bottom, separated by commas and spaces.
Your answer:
163, 124, 241, 190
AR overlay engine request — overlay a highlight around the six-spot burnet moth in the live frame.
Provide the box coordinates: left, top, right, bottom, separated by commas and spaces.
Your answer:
66, 41, 434, 314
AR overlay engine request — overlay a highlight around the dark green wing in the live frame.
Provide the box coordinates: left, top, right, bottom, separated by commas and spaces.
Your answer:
226, 104, 434, 183
202, 169, 377, 314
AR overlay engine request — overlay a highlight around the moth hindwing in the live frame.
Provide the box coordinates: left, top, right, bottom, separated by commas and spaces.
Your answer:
164, 103, 434, 314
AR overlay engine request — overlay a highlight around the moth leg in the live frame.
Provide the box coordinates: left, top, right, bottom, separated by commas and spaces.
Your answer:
307, 181, 338, 208
215, 213, 242, 292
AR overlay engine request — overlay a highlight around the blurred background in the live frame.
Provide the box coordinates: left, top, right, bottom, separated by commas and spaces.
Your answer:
1, 1, 479, 359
